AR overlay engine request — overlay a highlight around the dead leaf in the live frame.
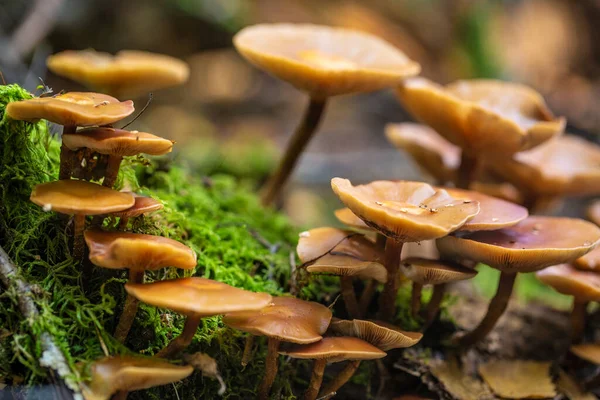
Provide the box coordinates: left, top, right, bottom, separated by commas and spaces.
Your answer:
478, 360, 555, 398
429, 357, 494, 400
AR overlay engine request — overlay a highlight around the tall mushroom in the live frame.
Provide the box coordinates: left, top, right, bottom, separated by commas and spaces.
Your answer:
437, 216, 600, 346
223, 296, 332, 399
84, 229, 197, 342
233, 23, 420, 205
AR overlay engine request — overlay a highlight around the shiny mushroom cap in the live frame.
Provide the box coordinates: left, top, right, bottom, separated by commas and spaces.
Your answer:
6, 92, 134, 126
62, 127, 174, 156
570, 343, 600, 365
109, 193, 163, 219
396, 78, 564, 156
489, 135, 600, 197
575, 247, 600, 271
233, 23, 420, 99
385, 123, 460, 183
297, 227, 386, 282
328, 319, 422, 351
47, 50, 190, 99
125, 277, 272, 316
399, 257, 477, 285
84, 229, 196, 271
588, 200, 600, 226
536, 264, 600, 302
223, 296, 332, 344
331, 178, 480, 242
437, 216, 600, 273
30, 180, 135, 216
334, 208, 373, 232
81, 355, 193, 400
279, 336, 386, 363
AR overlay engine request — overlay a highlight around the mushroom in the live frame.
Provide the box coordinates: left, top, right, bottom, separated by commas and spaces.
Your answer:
297, 227, 386, 317
108, 193, 164, 230
437, 216, 600, 346
62, 127, 173, 187
570, 343, 600, 390
30, 180, 134, 259
233, 23, 420, 205
6, 92, 134, 180
126, 277, 272, 358
47, 49, 190, 99
223, 296, 332, 399
588, 200, 600, 226
536, 263, 600, 342
331, 177, 480, 320
81, 355, 193, 400
84, 229, 197, 342
279, 336, 386, 400
396, 78, 564, 188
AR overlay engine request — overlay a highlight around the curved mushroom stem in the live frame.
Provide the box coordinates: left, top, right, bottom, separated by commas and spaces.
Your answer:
424, 283, 447, 327
378, 239, 403, 321
458, 271, 516, 347
59, 125, 76, 180
358, 279, 376, 317
456, 151, 479, 189
114, 270, 144, 343
570, 300, 588, 343
118, 217, 130, 231
340, 276, 359, 318
319, 360, 360, 398
411, 282, 423, 318
258, 338, 280, 400
260, 97, 327, 206
241, 335, 255, 367
72, 214, 86, 261
304, 358, 327, 400
156, 314, 202, 359
103, 155, 123, 188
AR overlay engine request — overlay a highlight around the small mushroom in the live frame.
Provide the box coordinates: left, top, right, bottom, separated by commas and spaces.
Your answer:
81, 355, 193, 400
575, 247, 600, 271
223, 296, 332, 399
30, 180, 134, 259
108, 193, 163, 230
234, 23, 420, 205
126, 277, 272, 358
279, 336, 386, 400
437, 216, 600, 346
84, 229, 196, 342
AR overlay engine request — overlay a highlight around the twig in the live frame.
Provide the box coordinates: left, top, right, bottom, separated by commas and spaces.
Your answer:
121, 93, 153, 129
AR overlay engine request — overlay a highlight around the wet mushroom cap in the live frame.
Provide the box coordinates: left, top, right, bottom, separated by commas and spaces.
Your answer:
305, 254, 387, 283
6, 92, 134, 126
331, 178, 480, 242
109, 194, 163, 219
234, 23, 420, 98
399, 257, 476, 285
62, 127, 174, 156
223, 296, 332, 344
536, 264, 600, 302
570, 343, 600, 365
575, 246, 600, 271
81, 355, 193, 400
328, 319, 422, 351
334, 208, 372, 232
437, 216, 600, 273
279, 336, 386, 363
84, 229, 197, 271
588, 200, 600, 226
30, 180, 135, 215
125, 277, 272, 316
47, 50, 190, 99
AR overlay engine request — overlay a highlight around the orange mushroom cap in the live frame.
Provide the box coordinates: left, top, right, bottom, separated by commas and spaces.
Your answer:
570, 343, 600, 365
399, 257, 476, 285
334, 208, 373, 232
328, 319, 422, 351
109, 193, 163, 219
536, 263, 600, 302
279, 336, 386, 363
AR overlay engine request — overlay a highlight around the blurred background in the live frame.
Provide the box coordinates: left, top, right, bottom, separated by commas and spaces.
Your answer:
1, 0, 599, 227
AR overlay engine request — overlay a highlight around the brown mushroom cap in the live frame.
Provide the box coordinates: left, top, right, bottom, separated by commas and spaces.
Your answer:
385, 123, 460, 183
444, 188, 528, 231
6, 92, 134, 126
334, 208, 373, 232
570, 343, 600, 365
469, 182, 524, 205
328, 319, 422, 351
331, 178, 480, 242
233, 23, 420, 99
399, 257, 477, 285
84, 229, 196, 271
223, 296, 332, 344
109, 193, 163, 219
396, 78, 564, 156
279, 336, 386, 363
575, 246, 600, 271
588, 200, 600, 226
437, 216, 600, 273
62, 127, 173, 156
536, 264, 600, 302
30, 180, 135, 215
125, 277, 272, 316
47, 50, 190, 99
82, 355, 193, 400
488, 135, 600, 197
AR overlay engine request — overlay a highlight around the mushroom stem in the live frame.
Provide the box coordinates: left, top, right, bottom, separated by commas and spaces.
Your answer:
378, 239, 404, 321
118, 217, 130, 230
319, 360, 360, 398
260, 97, 327, 206
456, 151, 479, 189
304, 358, 327, 400
59, 125, 76, 180
375, 233, 387, 249
358, 279, 376, 317
411, 282, 423, 318
156, 314, 202, 359
72, 214, 86, 261
570, 300, 588, 343
241, 335, 255, 367
114, 269, 144, 343
340, 276, 359, 318
424, 283, 447, 327
113, 391, 128, 400
258, 338, 280, 400
458, 271, 516, 347
103, 155, 123, 188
